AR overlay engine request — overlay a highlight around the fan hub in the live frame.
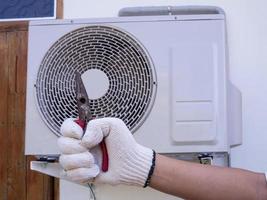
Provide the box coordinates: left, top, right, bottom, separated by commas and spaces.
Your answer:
82, 69, 109, 100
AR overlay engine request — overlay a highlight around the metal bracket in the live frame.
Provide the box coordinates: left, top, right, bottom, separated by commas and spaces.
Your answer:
31, 161, 62, 178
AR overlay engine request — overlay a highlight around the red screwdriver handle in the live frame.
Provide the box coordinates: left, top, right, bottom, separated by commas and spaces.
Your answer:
75, 119, 109, 172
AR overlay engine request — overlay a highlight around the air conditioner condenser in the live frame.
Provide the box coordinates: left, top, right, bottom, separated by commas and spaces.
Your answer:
25, 6, 242, 200
25, 6, 241, 158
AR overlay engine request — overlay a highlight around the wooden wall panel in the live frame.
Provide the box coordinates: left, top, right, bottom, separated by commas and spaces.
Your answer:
0, 22, 28, 33
6, 31, 27, 200
57, 0, 64, 19
0, 2, 63, 199
0, 25, 57, 200
0, 26, 28, 200
0, 31, 9, 200
26, 156, 55, 200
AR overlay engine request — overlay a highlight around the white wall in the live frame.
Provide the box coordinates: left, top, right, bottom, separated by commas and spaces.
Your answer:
64, 0, 267, 172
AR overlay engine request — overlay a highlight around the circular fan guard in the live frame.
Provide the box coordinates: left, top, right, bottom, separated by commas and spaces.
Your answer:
36, 25, 157, 136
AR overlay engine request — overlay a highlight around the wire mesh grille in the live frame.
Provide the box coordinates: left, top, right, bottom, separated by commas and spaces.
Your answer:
36, 25, 156, 136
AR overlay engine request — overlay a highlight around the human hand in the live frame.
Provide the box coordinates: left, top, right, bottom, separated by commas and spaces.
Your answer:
58, 118, 154, 187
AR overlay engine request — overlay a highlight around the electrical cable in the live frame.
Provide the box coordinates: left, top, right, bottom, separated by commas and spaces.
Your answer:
88, 183, 96, 200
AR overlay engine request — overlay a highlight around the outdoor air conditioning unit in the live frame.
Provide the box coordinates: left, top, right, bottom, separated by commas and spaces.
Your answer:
25, 6, 242, 200
25, 6, 242, 163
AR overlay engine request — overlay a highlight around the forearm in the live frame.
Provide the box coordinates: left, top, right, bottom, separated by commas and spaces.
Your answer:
150, 154, 267, 200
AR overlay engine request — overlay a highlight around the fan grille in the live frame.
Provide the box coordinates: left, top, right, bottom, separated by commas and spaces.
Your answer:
36, 25, 156, 136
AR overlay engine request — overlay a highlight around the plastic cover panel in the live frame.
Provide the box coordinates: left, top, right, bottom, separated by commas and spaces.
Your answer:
26, 15, 230, 155
170, 42, 217, 142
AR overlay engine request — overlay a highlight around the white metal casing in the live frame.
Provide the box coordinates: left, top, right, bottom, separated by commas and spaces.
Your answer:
25, 14, 241, 155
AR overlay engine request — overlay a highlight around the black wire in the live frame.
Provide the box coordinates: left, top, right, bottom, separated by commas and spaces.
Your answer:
88, 183, 96, 200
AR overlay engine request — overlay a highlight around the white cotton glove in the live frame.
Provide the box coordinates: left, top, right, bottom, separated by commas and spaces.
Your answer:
58, 118, 154, 187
